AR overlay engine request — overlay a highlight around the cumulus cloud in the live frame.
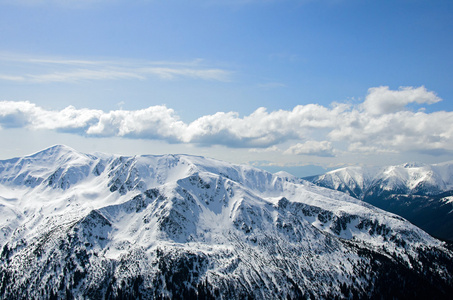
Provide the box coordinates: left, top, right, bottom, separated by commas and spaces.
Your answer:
284, 141, 335, 157
0, 101, 102, 131
0, 101, 335, 147
0, 86, 451, 155
328, 109, 453, 154
86, 106, 187, 142
362, 86, 441, 115
185, 104, 344, 147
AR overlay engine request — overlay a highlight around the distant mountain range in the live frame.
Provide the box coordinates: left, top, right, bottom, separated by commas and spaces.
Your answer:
305, 162, 453, 241
0, 145, 452, 299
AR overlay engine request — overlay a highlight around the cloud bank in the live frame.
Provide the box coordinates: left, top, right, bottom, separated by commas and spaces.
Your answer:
1, 86, 450, 156
284, 141, 335, 157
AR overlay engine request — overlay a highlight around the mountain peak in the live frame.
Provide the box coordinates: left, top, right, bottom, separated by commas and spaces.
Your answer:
399, 162, 427, 168
1, 148, 453, 298
29, 144, 78, 158
26, 144, 98, 166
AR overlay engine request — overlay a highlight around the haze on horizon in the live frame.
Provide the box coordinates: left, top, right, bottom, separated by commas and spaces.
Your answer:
0, 0, 452, 177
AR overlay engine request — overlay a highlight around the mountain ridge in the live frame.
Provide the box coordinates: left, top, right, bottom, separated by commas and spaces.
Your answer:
305, 162, 453, 241
1, 146, 452, 299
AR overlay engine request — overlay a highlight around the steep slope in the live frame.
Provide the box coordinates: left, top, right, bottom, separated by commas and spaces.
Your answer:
305, 162, 453, 240
0, 146, 452, 299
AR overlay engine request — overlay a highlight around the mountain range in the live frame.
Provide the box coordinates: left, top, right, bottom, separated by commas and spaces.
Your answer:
0, 145, 452, 299
305, 162, 453, 241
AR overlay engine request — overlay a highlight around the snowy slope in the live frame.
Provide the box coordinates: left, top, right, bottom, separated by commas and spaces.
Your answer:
306, 162, 453, 241
1, 146, 453, 299
307, 162, 453, 198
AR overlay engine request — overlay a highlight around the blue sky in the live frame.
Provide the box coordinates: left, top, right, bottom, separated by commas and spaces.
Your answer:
0, 0, 453, 176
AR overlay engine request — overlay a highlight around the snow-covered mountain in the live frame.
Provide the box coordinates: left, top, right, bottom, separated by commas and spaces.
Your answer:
1, 145, 453, 299
305, 162, 453, 241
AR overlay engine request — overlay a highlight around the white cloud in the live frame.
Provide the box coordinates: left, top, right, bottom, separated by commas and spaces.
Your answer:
28, 69, 146, 83
329, 109, 453, 154
284, 141, 335, 157
0, 101, 103, 131
347, 142, 397, 154
248, 145, 281, 153
86, 107, 187, 142
184, 105, 343, 147
140, 67, 231, 81
0, 74, 26, 81
362, 86, 441, 115
0, 54, 232, 83
0, 86, 451, 156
